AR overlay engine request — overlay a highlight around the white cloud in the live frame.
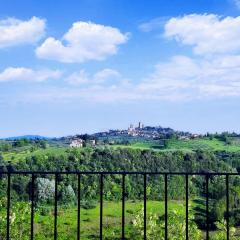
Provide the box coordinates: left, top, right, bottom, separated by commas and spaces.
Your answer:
137, 14, 240, 100
129, 14, 240, 100
7, 54, 240, 103
0, 17, 45, 48
138, 17, 167, 32
19, 83, 140, 104
138, 54, 240, 100
93, 69, 121, 83
165, 14, 240, 55
0, 67, 62, 82
36, 21, 129, 63
65, 70, 89, 85
66, 68, 121, 85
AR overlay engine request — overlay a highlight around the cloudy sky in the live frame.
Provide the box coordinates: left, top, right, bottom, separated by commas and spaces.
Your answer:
1, 0, 240, 137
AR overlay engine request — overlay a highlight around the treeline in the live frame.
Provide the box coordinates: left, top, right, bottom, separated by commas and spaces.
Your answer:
13, 148, 234, 172
0, 139, 48, 152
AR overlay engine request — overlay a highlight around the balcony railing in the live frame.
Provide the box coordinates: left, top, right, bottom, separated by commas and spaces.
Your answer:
1, 170, 236, 240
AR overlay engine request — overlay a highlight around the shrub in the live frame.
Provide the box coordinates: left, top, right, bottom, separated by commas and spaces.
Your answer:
212, 220, 237, 240
0, 198, 31, 240
81, 200, 97, 209
60, 184, 76, 205
132, 208, 202, 240
36, 178, 55, 203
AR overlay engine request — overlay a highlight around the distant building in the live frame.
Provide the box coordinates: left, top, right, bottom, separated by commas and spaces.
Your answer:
128, 124, 135, 135
89, 139, 96, 146
70, 139, 83, 148
138, 122, 144, 129
192, 134, 199, 138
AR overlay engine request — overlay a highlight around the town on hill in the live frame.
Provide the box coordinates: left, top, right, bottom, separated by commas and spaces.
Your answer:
64, 122, 199, 148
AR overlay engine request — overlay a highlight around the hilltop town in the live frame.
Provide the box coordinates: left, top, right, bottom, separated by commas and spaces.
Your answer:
93, 122, 198, 139
66, 122, 201, 148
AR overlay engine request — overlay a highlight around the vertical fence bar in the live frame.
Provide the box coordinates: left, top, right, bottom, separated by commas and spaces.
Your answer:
54, 173, 58, 240
164, 174, 168, 240
122, 174, 125, 240
77, 174, 81, 240
143, 173, 147, 240
6, 173, 11, 240
206, 175, 209, 240
186, 174, 188, 240
100, 174, 103, 240
30, 173, 35, 240
226, 174, 229, 240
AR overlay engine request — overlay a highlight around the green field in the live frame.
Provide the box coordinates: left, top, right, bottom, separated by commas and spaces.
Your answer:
8, 200, 186, 239
167, 138, 240, 152
111, 137, 240, 152
2, 146, 70, 162
5, 199, 231, 239
110, 142, 164, 151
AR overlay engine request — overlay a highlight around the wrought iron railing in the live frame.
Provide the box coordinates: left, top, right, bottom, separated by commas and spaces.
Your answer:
1, 171, 236, 240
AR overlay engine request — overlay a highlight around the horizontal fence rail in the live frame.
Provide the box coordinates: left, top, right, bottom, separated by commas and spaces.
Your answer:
0, 170, 237, 239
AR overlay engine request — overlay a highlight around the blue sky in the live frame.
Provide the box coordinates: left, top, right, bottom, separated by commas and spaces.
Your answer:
1, 0, 240, 137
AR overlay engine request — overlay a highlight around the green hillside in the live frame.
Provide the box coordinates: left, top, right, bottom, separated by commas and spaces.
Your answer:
110, 137, 240, 153
2, 136, 240, 163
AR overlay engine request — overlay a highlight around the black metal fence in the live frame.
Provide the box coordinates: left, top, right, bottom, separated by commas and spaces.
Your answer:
2, 171, 236, 240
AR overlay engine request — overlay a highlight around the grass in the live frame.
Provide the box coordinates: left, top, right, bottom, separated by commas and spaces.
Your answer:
167, 138, 240, 152
111, 137, 240, 153
111, 142, 164, 151
2, 146, 69, 162
2, 197, 232, 239
33, 200, 185, 239
2, 200, 185, 239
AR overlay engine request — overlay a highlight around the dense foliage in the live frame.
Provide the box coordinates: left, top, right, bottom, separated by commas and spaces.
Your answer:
1, 138, 240, 238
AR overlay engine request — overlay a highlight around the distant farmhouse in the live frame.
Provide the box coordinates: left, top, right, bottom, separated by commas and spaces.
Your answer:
70, 139, 83, 148
69, 138, 96, 148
